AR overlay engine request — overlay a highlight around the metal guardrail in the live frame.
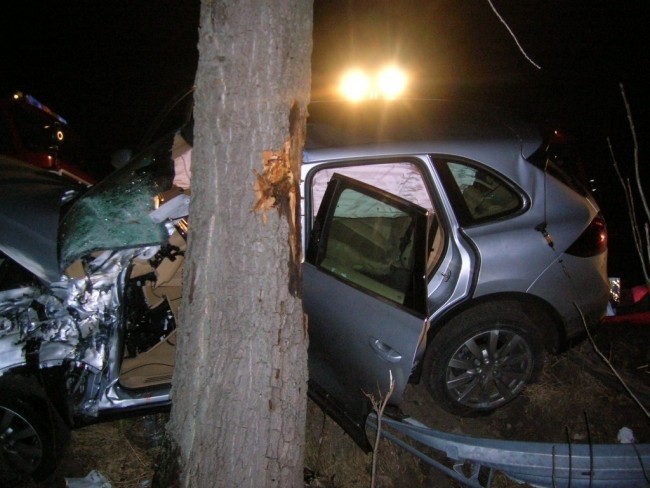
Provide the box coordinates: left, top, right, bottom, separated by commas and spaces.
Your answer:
367, 414, 650, 487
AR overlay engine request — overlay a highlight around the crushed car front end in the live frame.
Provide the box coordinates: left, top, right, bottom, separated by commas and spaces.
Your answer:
0, 130, 188, 481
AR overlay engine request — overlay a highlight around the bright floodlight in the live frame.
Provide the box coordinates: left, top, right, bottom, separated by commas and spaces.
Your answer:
340, 69, 371, 101
377, 66, 407, 99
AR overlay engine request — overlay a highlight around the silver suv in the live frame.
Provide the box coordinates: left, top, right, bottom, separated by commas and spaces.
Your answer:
0, 99, 609, 480
303, 100, 608, 446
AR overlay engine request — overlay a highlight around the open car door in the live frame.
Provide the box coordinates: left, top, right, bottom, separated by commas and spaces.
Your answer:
304, 174, 430, 450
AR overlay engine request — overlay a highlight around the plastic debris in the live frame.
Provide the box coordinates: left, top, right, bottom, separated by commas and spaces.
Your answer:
65, 470, 112, 488
617, 426, 636, 444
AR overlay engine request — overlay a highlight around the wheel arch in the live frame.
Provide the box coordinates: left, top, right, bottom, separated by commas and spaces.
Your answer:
427, 292, 567, 355
0, 365, 74, 428
0, 371, 71, 481
416, 293, 558, 415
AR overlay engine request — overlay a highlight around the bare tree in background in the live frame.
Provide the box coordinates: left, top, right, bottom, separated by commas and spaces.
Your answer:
159, 1, 313, 486
608, 83, 650, 291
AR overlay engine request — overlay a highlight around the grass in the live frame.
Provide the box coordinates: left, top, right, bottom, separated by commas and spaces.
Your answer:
21, 322, 649, 487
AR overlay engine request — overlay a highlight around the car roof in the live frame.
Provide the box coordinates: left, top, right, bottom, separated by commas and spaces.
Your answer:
304, 99, 542, 162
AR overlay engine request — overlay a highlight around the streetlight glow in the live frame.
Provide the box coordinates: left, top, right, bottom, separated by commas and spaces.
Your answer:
339, 66, 408, 101
340, 69, 371, 102
377, 66, 407, 99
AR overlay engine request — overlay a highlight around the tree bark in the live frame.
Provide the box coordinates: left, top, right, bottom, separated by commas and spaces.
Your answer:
166, 1, 312, 487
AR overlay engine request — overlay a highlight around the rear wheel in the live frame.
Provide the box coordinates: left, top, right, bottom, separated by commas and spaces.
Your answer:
0, 388, 69, 483
423, 302, 544, 416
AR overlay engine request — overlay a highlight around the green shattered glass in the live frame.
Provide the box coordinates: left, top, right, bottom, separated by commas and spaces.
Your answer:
59, 135, 175, 268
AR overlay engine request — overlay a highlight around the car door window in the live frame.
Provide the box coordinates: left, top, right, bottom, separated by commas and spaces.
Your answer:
444, 160, 522, 224
311, 161, 433, 218
309, 160, 445, 277
309, 174, 428, 315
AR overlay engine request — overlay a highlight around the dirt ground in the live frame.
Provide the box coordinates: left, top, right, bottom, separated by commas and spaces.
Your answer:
18, 311, 650, 488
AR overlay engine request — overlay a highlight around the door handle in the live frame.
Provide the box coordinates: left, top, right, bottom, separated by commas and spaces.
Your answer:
441, 268, 451, 282
369, 337, 402, 363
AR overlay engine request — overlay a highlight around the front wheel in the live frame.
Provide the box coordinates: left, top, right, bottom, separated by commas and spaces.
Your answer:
0, 389, 69, 483
423, 302, 544, 416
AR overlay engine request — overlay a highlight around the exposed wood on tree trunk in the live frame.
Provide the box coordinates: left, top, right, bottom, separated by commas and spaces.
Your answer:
164, 1, 313, 487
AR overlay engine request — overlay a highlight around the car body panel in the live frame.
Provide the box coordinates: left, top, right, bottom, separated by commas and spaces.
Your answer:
304, 264, 426, 414
304, 174, 431, 426
462, 156, 608, 328
303, 163, 606, 352
0, 326, 25, 373
527, 251, 610, 337
0, 156, 81, 283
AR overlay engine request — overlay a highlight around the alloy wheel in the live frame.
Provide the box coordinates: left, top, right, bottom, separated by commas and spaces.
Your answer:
0, 405, 43, 475
445, 329, 534, 409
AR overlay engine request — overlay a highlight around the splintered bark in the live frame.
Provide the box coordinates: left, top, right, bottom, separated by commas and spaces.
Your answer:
165, 1, 313, 487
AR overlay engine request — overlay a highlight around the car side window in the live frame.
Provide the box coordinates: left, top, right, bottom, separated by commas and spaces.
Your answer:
310, 161, 433, 219
322, 190, 414, 305
310, 161, 445, 277
309, 175, 429, 315
445, 160, 521, 223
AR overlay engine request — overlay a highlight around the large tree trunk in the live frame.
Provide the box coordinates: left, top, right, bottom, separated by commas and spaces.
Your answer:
166, 1, 312, 486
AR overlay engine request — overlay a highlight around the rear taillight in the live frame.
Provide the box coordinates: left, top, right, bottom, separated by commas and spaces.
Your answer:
566, 214, 607, 257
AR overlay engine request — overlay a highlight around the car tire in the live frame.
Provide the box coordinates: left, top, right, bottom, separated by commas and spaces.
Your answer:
0, 385, 70, 483
422, 302, 544, 416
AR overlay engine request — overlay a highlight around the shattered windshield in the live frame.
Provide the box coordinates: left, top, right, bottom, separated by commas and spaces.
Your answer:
59, 134, 175, 268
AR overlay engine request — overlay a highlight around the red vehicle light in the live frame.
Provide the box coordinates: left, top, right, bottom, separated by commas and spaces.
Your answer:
566, 214, 607, 257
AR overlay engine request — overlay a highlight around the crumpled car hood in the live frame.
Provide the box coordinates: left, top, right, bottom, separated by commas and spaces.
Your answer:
0, 156, 80, 283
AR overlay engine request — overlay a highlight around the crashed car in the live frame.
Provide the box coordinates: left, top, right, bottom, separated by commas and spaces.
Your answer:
303, 100, 609, 448
0, 135, 189, 482
0, 99, 609, 480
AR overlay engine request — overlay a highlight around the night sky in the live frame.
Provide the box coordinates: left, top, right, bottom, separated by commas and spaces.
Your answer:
1, 0, 648, 283
1, 0, 200, 162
